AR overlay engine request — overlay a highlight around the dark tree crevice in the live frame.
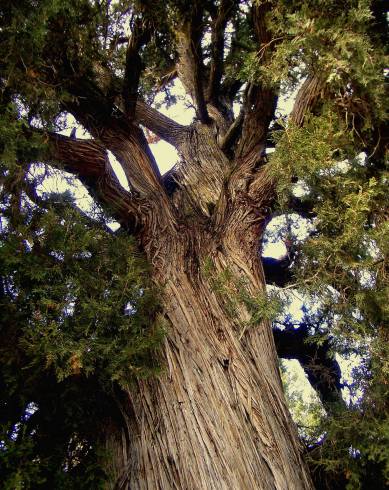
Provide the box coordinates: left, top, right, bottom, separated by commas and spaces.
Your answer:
273, 324, 344, 410
262, 255, 294, 288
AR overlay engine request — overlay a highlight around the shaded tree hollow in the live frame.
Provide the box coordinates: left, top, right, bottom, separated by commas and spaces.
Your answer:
106, 239, 313, 490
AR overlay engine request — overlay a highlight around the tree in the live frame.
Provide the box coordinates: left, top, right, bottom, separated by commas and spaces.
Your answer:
0, 0, 387, 489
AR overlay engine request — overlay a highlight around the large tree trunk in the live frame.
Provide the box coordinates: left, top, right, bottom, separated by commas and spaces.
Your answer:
49, 108, 313, 489
106, 225, 313, 489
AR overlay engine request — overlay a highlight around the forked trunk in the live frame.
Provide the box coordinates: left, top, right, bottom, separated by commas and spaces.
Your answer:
106, 230, 313, 489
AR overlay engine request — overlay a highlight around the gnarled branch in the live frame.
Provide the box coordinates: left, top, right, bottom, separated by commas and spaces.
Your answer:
46, 133, 141, 231
61, 79, 181, 247
134, 101, 188, 147
63, 80, 168, 201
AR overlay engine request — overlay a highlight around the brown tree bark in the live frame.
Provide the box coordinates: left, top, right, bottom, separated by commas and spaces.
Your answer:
71, 119, 311, 488
106, 228, 313, 490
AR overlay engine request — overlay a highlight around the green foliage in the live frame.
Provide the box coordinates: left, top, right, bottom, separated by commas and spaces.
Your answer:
243, 0, 388, 126
0, 0, 101, 124
300, 340, 389, 488
269, 106, 389, 486
270, 109, 388, 335
202, 258, 284, 336
1, 203, 163, 382
0, 195, 164, 487
0, 9, 165, 481
264, 6, 388, 482
0, 154, 163, 486
0, 2, 170, 486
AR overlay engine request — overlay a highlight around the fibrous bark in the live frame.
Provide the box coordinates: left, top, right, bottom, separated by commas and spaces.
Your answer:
106, 228, 313, 490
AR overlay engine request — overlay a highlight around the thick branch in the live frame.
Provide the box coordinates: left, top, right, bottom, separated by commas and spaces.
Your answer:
289, 75, 326, 127
236, 3, 278, 159
134, 101, 188, 147
46, 133, 140, 231
236, 85, 266, 158
176, 11, 210, 123
122, 17, 152, 116
63, 80, 166, 199
62, 79, 181, 253
219, 33, 246, 106
207, 0, 237, 106
206, 103, 231, 142
220, 106, 244, 153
